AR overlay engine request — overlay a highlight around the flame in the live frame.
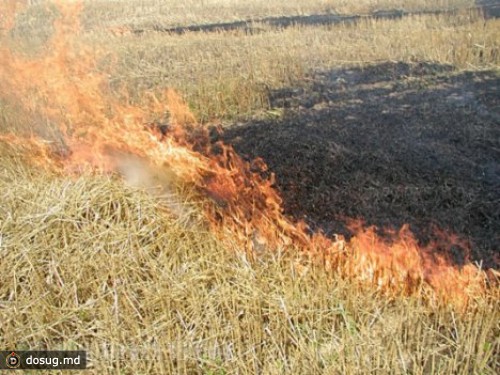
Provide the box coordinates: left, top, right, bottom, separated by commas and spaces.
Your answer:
0, 1, 496, 309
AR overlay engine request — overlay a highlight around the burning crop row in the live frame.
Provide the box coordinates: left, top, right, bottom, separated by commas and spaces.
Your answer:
0, 1, 496, 309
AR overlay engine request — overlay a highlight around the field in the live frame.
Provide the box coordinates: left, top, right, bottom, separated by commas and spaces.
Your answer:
0, 0, 499, 374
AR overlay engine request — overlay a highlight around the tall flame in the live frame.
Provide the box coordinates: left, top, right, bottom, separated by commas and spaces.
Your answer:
0, 1, 495, 309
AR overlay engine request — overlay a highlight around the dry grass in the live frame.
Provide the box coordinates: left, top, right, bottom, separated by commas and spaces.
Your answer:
79, 0, 476, 30
1, 1, 500, 374
99, 10, 499, 121
0, 143, 498, 374
9, 2, 499, 121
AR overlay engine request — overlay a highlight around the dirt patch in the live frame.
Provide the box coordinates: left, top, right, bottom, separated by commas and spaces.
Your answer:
222, 62, 500, 269
477, 0, 500, 18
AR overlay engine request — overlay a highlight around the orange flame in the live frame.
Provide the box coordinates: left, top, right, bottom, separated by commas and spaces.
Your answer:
0, 1, 495, 309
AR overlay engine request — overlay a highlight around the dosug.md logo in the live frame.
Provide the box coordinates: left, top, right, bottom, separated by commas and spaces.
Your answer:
6, 351, 21, 369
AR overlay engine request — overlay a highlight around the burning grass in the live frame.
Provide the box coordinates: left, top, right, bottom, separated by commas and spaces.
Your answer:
0, 147, 498, 374
0, 1, 499, 373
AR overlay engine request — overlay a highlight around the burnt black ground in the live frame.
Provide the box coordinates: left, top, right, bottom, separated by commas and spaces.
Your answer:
221, 62, 500, 269
478, 0, 500, 18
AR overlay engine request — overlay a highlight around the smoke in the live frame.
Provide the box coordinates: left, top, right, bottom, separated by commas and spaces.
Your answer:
114, 153, 198, 227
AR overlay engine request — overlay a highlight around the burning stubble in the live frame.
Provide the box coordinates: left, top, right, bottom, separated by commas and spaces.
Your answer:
0, 0, 497, 309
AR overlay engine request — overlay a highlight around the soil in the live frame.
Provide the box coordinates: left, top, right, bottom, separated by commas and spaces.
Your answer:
478, 0, 500, 18
221, 62, 500, 269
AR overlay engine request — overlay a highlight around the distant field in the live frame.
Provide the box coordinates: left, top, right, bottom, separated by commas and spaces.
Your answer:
80, 0, 476, 29
7, 1, 498, 121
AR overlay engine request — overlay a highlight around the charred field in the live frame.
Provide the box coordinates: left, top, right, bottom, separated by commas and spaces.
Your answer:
1, 1, 499, 374
223, 62, 500, 270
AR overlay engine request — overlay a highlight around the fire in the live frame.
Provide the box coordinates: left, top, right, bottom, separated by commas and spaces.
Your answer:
0, 1, 495, 309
